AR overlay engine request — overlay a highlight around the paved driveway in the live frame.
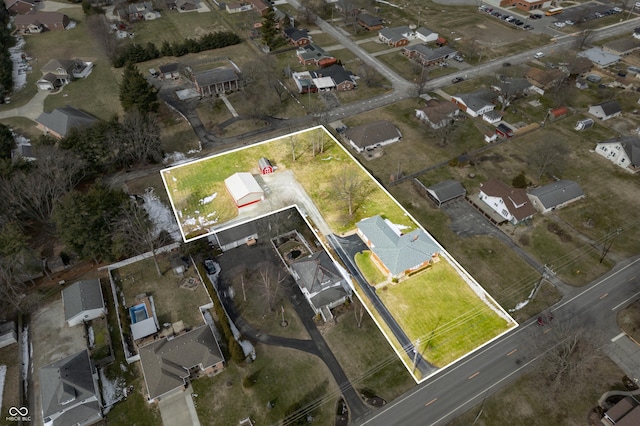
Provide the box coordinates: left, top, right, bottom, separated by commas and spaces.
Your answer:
158, 384, 200, 426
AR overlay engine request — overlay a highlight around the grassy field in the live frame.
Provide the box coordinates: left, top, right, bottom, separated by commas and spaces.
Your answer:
114, 253, 210, 329
449, 355, 626, 426
323, 303, 415, 402
354, 251, 387, 286
192, 345, 339, 425
377, 260, 515, 367
161, 127, 415, 239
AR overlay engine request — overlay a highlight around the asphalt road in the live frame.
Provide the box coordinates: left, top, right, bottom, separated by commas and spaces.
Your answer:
356, 257, 640, 425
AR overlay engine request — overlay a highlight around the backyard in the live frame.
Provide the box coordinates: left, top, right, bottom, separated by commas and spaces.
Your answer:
161, 127, 415, 240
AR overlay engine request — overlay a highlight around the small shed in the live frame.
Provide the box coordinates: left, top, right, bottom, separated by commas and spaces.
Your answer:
62, 279, 106, 327
550, 107, 568, 119
224, 172, 264, 207
425, 180, 466, 206
575, 118, 594, 130
496, 123, 514, 138
259, 157, 273, 175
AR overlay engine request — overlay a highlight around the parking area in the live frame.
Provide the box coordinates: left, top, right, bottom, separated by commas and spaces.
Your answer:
439, 198, 500, 238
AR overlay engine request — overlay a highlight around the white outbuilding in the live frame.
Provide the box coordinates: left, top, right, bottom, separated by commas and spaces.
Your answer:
224, 172, 264, 207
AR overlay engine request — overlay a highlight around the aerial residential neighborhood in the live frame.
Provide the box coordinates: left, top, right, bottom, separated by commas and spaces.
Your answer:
2, 0, 640, 425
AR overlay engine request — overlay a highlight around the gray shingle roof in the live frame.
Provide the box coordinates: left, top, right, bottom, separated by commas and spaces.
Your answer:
193, 68, 238, 87
455, 89, 498, 112
357, 215, 439, 276
39, 350, 101, 424
594, 100, 622, 116
291, 250, 345, 295
139, 325, 224, 400
35, 106, 97, 138
344, 120, 401, 149
598, 136, 640, 167
426, 180, 466, 204
62, 279, 105, 322
528, 180, 584, 210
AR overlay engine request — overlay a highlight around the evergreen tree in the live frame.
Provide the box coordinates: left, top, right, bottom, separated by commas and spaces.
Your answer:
119, 62, 159, 113
0, 123, 14, 159
228, 337, 245, 363
261, 8, 278, 49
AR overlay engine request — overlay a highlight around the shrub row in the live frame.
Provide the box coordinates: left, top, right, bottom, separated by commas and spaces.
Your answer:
112, 31, 241, 68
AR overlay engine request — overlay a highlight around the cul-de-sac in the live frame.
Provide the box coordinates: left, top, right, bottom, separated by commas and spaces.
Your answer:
1, 0, 640, 425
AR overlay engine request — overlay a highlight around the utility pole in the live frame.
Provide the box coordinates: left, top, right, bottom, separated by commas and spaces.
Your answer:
412, 338, 421, 374
600, 228, 621, 263
241, 275, 246, 302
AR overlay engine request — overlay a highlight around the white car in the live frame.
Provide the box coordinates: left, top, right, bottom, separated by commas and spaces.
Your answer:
534, 52, 544, 59
636, 2, 640, 9
554, 22, 566, 28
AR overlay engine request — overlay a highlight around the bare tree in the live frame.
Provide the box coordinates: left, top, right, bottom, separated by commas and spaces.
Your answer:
529, 138, 570, 181
86, 14, 118, 60
333, 165, 369, 217
0, 146, 86, 225
0, 222, 40, 312
430, 122, 456, 147
112, 202, 172, 276
258, 265, 285, 311
108, 111, 162, 167
575, 28, 594, 50
358, 63, 384, 88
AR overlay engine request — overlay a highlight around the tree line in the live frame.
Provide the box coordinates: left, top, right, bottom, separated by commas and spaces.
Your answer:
112, 31, 242, 68
0, 66, 164, 312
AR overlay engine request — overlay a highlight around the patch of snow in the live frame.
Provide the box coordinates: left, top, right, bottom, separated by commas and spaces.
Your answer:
88, 326, 95, 348
510, 300, 529, 312
163, 152, 190, 165
200, 193, 217, 205
0, 365, 6, 414
9, 36, 29, 92
321, 156, 333, 161
141, 188, 181, 240
119, 362, 128, 373
21, 326, 28, 397
172, 176, 177, 182
99, 368, 126, 408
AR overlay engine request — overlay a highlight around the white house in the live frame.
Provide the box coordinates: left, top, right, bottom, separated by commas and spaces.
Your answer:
62, 279, 106, 327
451, 89, 498, 117
478, 178, 536, 224
595, 136, 640, 173
527, 180, 585, 213
415, 27, 438, 43
588, 100, 622, 121
343, 120, 402, 153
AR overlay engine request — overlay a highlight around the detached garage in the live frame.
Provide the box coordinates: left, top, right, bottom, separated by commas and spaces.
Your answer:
225, 172, 264, 207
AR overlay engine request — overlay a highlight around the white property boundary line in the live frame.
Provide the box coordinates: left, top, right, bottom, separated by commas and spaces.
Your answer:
159, 126, 518, 382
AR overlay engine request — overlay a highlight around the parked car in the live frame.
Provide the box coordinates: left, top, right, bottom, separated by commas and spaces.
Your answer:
203, 258, 216, 275
453, 55, 464, 62
451, 77, 464, 84
524, 24, 533, 30
554, 21, 566, 28
534, 52, 544, 59
565, 19, 575, 25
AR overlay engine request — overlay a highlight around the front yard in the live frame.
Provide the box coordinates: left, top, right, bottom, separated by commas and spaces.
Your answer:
376, 259, 515, 368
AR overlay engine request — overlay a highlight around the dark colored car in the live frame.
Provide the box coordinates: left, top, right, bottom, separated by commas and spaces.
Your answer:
451, 77, 464, 84
203, 258, 216, 275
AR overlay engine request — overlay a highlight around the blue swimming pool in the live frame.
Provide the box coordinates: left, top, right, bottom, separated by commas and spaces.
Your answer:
129, 303, 149, 324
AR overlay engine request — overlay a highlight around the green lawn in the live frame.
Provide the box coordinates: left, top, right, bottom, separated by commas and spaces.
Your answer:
323, 303, 415, 402
378, 259, 515, 367
162, 127, 415, 239
354, 251, 387, 285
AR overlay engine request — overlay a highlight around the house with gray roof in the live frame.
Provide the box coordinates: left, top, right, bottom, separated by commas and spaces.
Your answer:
578, 47, 621, 68
37, 59, 93, 91
378, 26, 412, 47
192, 68, 240, 96
62, 279, 106, 327
40, 349, 102, 426
139, 325, 225, 402
402, 45, 457, 67
527, 180, 585, 213
595, 136, 640, 173
35, 106, 97, 139
425, 180, 466, 206
357, 13, 384, 31
451, 89, 498, 117
0, 321, 17, 348
356, 215, 440, 279
588, 100, 622, 121
311, 64, 357, 91
210, 219, 259, 251
283, 27, 311, 46
290, 250, 351, 321
343, 120, 402, 153
14, 11, 69, 32
415, 99, 460, 129
602, 38, 640, 56
296, 43, 336, 67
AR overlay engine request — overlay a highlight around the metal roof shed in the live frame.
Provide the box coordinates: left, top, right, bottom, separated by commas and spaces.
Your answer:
224, 172, 264, 207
